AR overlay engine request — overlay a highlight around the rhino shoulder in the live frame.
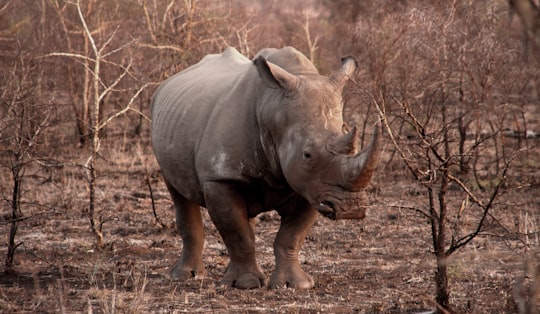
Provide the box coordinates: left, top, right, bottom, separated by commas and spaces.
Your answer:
175, 47, 249, 78
221, 47, 250, 63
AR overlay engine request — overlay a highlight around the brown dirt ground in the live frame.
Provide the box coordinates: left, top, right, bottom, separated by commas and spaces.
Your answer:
1, 135, 539, 314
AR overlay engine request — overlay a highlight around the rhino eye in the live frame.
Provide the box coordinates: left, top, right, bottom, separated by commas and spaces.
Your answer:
303, 151, 312, 160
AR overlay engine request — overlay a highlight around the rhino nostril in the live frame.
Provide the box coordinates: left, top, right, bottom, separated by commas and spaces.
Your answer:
322, 200, 335, 209
316, 201, 337, 220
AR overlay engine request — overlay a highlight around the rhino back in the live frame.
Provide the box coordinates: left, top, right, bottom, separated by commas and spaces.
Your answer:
151, 48, 264, 205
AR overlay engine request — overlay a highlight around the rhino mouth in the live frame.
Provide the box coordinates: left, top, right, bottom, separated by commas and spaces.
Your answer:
314, 191, 368, 220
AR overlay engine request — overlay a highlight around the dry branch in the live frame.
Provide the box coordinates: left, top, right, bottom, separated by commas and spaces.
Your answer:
97, 82, 154, 131
446, 154, 516, 255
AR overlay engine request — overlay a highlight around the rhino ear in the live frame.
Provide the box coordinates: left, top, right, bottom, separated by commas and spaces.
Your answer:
331, 56, 358, 90
254, 56, 299, 90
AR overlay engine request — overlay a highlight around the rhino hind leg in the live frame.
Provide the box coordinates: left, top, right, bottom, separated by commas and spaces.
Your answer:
270, 203, 318, 289
166, 181, 206, 280
203, 182, 267, 289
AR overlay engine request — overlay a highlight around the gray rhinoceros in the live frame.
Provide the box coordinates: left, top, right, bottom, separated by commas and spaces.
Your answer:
151, 46, 379, 289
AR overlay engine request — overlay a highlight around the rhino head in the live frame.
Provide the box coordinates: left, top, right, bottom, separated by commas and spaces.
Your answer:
254, 53, 379, 220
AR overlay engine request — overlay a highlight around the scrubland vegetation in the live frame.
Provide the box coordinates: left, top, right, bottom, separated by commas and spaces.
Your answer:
1, 0, 539, 313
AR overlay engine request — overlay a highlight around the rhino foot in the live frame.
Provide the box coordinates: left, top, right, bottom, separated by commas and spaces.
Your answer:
269, 265, 314, 289
220, 263, 267, 289
170, 259, 205, 281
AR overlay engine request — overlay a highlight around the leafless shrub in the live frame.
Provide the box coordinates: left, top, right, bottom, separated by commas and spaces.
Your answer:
46, 0, 152, 247
514, 249, 540, 314
0, 1, 59, 272
0, 55, 54, 270
509, 0, 540, 61
0, 0, 537, 312
138, 0, 258, 74
347, 0, 537, 311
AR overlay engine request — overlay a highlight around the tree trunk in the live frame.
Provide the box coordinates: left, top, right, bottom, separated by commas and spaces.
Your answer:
6, 166, 21, 271
435, 252, 450, 311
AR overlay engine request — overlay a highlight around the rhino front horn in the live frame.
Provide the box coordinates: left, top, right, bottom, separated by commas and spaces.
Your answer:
342, 122, 380, 190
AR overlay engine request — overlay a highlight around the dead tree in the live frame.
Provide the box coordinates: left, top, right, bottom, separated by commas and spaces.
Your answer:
47, 0, 151, 247
509, 0, 540, 58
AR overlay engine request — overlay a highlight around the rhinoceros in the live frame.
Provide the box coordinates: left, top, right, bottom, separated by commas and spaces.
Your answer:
151, 46, 379, 289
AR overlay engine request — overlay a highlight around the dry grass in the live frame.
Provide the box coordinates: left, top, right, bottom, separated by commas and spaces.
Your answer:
0, 135, 538, 313
1, 0, 540, 313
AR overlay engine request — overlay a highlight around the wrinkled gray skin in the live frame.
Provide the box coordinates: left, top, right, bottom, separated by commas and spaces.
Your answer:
151, 47, 379, 289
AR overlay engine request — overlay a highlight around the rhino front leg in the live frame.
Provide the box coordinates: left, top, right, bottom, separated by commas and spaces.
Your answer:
166, 181, 205, 280
203, 182, 267, 289
270, 203, 318, 289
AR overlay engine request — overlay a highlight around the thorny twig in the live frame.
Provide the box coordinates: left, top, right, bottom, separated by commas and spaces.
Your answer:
446, 153, 516, 255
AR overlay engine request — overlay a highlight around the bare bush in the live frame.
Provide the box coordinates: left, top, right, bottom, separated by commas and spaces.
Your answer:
0, 0, 538, 312
46, 0, 152, 247
509, 0, 540, 60
348, 0, 538, 311
0, 0, 60, 271
0, 54, 56, 270
514, 249, 540, 314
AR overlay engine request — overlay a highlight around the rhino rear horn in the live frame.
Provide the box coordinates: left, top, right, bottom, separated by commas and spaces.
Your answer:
331, 56, 358, 90
329, 126, 359, 155
254, 56, 299, 90
343, 122, 380, 189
